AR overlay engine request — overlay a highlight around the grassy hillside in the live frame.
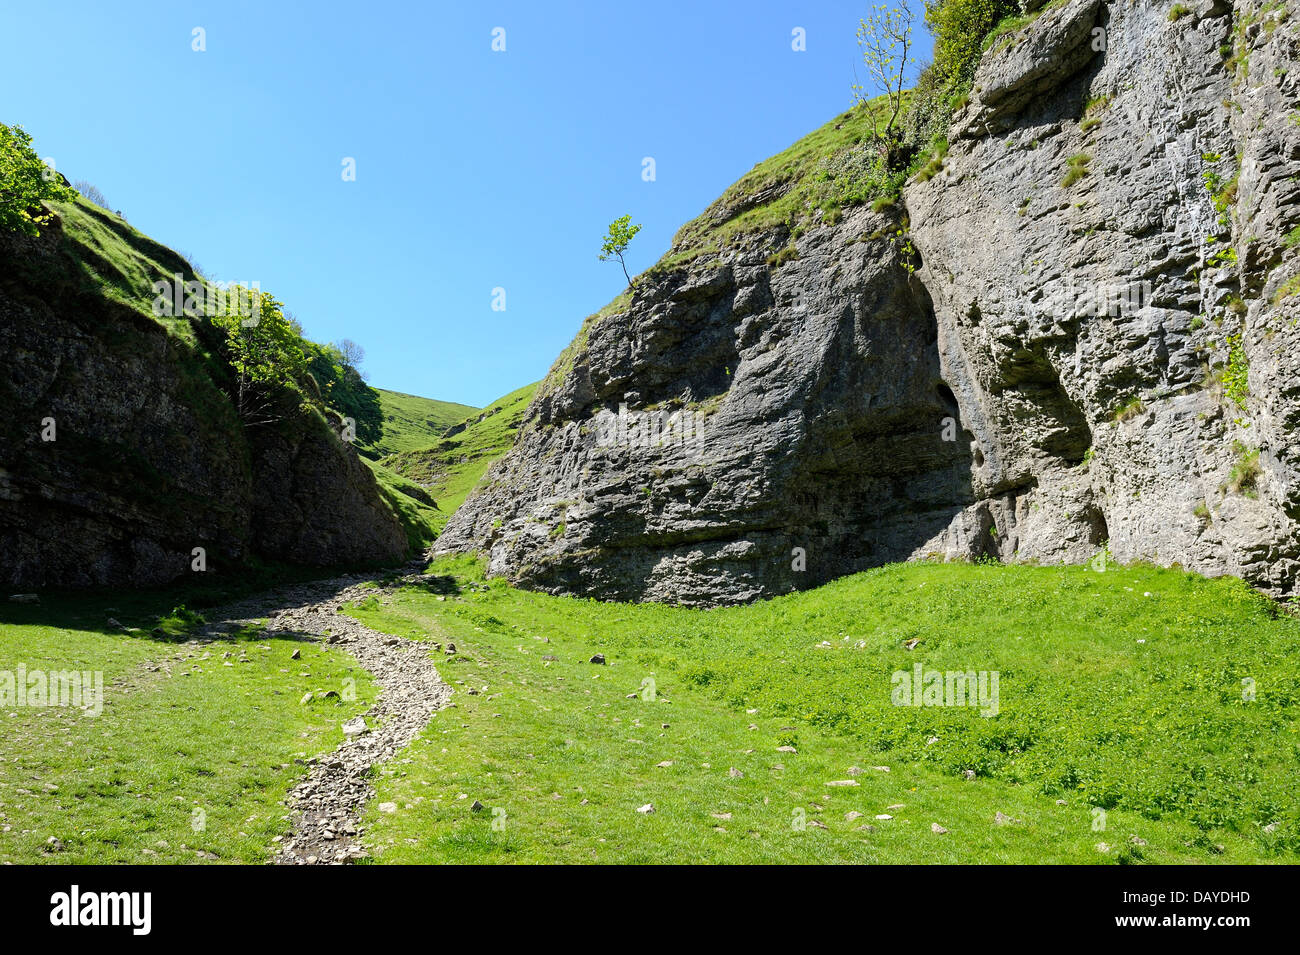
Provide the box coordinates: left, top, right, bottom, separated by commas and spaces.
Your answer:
346, 557, 1300, 864
362, 457, 442, 552
663, 95, 911, 270
359, 389, 479, 460
381, 383, 538, 532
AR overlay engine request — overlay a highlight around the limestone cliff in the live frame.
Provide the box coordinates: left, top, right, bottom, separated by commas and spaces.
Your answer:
438, 0, 1300, 604
0, 200, 407, 588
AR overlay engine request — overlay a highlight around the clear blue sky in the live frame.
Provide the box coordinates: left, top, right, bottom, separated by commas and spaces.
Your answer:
3, 1, 930, 407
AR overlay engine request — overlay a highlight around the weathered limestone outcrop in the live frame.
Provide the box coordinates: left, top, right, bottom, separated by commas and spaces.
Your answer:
0, 204, 406, 588
909, 0, 1300, 590
442, 0, 1300, 603
439, 218, 971, 605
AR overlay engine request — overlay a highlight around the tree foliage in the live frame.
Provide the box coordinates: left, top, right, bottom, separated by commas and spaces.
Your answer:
599, 214, 642, 287
0, 122, 76, 236
924, 0, 1019, 93
211, 290, 308, 427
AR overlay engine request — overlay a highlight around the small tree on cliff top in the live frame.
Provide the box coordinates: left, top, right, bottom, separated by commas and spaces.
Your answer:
852, 3, 916, 144
599, 214, 642, 288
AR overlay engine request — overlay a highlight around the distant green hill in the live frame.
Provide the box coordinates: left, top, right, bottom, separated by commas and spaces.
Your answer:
358, 389, 478, 459
381, 382, 538, 534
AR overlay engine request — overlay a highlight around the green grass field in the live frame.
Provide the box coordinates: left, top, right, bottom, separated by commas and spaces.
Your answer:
4, 556, 1297, 864
381, 382, 538, 532
346, 557, 1300, 864
0, 591, 375, 864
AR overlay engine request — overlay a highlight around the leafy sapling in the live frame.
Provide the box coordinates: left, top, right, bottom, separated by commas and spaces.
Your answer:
600, 214, 642, 288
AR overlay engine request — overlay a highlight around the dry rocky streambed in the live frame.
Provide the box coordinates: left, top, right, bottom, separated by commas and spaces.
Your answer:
197, 566, 451, 865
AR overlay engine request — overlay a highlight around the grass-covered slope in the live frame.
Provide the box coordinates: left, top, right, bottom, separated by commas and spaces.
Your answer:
381, 383, 538, 532
347, 558, 1300, 864
0, 590, 375, 863
359, 389, 479, 460
361, 457, 442, 552
662, 95, 912, 270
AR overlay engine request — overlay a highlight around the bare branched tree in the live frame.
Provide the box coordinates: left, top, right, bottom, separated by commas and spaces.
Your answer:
851, 3, 915, 144
335, 338, 368, 380
73, 180, 109, 209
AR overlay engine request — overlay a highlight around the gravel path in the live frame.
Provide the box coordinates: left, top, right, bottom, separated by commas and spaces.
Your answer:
197, 566, 451, 865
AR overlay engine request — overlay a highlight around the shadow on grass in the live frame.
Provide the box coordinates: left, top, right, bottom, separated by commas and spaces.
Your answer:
0, 560, 440, 648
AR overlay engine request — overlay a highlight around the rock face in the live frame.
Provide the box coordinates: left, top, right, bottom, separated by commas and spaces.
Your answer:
438, 216, 972, 605
443, 0, 1300, 603
909, 0, 1300, 590
0, 204, 406, 588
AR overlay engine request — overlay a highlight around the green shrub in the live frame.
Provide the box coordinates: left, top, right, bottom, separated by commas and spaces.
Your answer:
1169, 3, 1192, 21
927, 0, 1022, 92
0, 122, 77, 235
1227, 441, 1262, 497
1221, 333, 1250, 410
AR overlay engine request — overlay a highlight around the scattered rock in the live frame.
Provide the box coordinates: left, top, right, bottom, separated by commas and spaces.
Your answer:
931, 823, 949, 834
636, 803, 655, 814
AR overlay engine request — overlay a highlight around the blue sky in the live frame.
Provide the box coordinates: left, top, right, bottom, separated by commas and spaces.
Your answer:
3, 1, 931, 407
